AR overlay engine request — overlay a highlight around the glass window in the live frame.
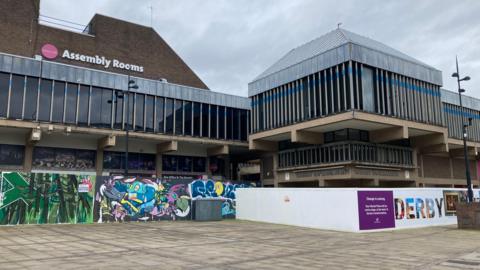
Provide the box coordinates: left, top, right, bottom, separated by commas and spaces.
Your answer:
51, 81, 65, 123
218, 106, 225, 139
193, 157, 206, 172
9, 74, 25, 119
90, 87, 102, 127
0, 73, 9, 117
24, 77, 39, 121
138, 153, 155, 171
226, 107, 233, 140
184, 101, 192, 136
165, 98, 174, 134
135, 93, 145, 131
113, 90, 124, 130
156, 97, 164, 133
75, 150, 95, 170
103, 151, 123, 170
0, 144, 24, 166
201, 104, 209, 137
193, 102, 201, 136
78, 85, 90, 126
348, 129, 360, 141
162, 155, 177, 171
334, 129, 347, 141
145, 95, 154, 132
127, 152, 140, 170
38, 79, 52, 122
101, 88, 112, 128
324, 132, 334, 143
240, 110, 248, 141
210, 105, 217, 139
65, 83, 78, 124
360, 130, 369, 142
233, 109, 240, 140
174, 100, 183, 135
362, 67, 375, 112
209, 157, 225, 176
178, 156, 192, 172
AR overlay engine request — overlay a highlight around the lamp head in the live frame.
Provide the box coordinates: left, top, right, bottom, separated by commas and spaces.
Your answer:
130, 85, 139, 90
461, 76, 471, 81
459, 88, 466, 93
452, 72, 459, 78
128, 80, 136, 85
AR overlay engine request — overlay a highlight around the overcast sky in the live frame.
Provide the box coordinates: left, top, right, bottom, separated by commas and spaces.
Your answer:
40, 0, 480, 98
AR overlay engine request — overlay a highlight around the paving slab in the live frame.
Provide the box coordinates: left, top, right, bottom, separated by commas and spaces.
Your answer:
0, 220, 479, 269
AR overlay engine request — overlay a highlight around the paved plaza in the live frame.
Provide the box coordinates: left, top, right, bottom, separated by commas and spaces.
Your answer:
1, 220, 480, 269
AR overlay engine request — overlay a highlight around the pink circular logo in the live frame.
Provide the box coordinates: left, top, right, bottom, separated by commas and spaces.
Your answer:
41, 43, 58, 59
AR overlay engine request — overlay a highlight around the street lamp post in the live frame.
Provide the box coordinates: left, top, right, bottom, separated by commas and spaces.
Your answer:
452, 56, 473, 203
109, 76, 138, 176
125, 75, 139, 176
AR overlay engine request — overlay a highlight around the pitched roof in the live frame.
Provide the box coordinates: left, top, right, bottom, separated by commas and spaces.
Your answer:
254, 28, 436, 82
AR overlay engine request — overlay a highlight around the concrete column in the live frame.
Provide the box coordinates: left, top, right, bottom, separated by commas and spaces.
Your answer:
318, 179, 325, 187
272, 153, 279, 187
412, 149, 419, 178
449, 157, 454, 179
23, 144, 34, 173
95, 148, 104, 178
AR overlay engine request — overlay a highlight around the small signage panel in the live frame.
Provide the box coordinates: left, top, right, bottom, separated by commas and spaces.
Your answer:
357, 190, 395, 230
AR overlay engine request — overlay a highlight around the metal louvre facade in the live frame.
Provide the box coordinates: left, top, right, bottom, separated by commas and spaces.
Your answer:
251, 61, 443, 133
249, 29, 443, 97
443, 102, 480, 142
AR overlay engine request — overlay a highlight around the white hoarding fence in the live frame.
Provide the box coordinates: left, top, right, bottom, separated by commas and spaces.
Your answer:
236, 188, 479, 232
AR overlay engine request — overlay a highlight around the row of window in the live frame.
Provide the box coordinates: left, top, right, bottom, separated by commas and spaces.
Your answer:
278, 142, 413, 168
0, 145, 228, 175
251, 61, 443, 133
0, 72, 249, 141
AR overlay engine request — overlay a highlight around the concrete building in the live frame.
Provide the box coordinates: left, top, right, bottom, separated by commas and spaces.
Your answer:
0, 0, 254, 181
249, 29, 480, 188
0, 0, 479, 188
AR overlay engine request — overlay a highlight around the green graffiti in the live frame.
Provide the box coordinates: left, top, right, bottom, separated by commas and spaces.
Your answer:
0, 172, 95, 225
0, 172, 30, 209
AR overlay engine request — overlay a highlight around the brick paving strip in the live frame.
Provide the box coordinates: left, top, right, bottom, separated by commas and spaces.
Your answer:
0, 221, 480, 270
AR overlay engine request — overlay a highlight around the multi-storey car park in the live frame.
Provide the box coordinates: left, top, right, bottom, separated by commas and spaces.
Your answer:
249, 29, 480, 188
0, 0, 479, 188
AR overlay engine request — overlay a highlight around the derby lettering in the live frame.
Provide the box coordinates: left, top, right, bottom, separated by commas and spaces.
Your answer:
394, 197, 444, 220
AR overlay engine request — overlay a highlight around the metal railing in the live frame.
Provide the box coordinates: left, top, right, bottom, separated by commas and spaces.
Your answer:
278, 141, 413, 169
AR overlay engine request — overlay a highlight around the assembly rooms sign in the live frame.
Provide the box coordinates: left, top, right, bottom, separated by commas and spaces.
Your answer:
40, 43, 144, 73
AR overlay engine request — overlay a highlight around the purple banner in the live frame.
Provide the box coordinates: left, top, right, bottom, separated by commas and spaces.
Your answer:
358, 190, 395, 230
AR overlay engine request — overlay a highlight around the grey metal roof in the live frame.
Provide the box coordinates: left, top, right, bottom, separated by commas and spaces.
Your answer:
249, 28, 443, 96
441, 88, 480, 111
0, 52, 250, 110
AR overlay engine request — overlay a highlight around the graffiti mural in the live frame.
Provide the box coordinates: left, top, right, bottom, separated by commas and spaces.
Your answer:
94, 176, 192, 222
189, 180, 254, 218
0, 172, 95, 225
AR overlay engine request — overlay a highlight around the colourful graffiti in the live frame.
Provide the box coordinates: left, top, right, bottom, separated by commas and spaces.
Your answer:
189, 180, 254, 218
0, 172, 95, 225
94, 177, 191, 222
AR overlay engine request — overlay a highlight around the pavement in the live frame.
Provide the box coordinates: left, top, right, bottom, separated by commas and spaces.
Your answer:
1, 220, 480, 269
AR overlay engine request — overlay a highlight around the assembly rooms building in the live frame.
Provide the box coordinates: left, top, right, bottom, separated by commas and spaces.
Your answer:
0, 0, 251, 180
0, 0, 479, 188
